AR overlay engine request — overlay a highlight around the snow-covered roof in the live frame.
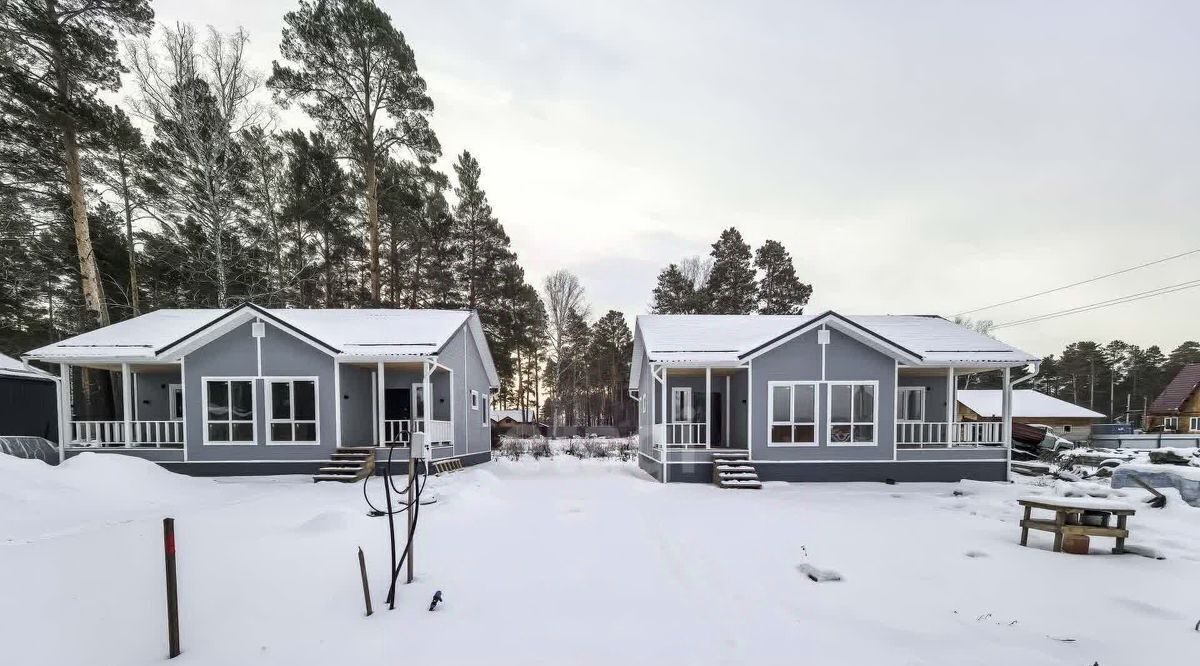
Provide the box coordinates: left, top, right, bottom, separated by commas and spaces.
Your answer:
491, 409, 539, 423
957, 390, 1105, 420
0, 352, 54, 381
24, 305, 499, 387
630, 311, 1039, 389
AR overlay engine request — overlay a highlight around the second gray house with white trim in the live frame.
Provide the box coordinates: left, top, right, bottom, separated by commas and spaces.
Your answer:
630, 311, 1040, 484
24, 304, 498, 475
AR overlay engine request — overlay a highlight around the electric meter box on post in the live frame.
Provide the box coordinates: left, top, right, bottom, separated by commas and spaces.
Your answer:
411, 431, 432, 460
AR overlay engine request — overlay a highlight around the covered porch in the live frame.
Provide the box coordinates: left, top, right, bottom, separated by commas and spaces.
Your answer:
58, 361, 185, 449
649, 365, 747, 450
894, 366, 1014, 449
344, 359, 455, 449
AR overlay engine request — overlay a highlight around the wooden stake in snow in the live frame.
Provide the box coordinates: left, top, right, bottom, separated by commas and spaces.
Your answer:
163, 518, 181, 658
358, 547, 373, 616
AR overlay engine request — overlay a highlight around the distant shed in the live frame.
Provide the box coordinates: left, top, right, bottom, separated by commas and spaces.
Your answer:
957, 389, 1105, 442
0, 353, 58, 441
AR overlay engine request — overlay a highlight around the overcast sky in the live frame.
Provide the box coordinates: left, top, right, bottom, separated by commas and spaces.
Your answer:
151, 0, 1200, 357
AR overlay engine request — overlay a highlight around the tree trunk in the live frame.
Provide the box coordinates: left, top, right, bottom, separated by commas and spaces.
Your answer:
364, 151, 381, 305
118, 152, 140, 316
52, 19, 109, 329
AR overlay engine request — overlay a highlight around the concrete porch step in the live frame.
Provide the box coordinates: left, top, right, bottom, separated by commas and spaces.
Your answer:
719, 479, 763, 489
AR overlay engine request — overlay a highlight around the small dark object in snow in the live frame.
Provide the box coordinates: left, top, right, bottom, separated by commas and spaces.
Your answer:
1149, 449, 1193, 466
429, 590, 443, 611
884, 478, 896, 485
797, 563, 842, 582
1046, 636, 1076, 642
953, 490, 964, 496
964, 550, 988, 559
1194, 619, 1199, 632
1129, 475, 1167, 508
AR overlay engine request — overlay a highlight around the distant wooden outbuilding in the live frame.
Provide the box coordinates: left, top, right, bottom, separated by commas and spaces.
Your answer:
1145, 363, 1200, 433
957, 389, 1105, 443
0, 352, 58, 441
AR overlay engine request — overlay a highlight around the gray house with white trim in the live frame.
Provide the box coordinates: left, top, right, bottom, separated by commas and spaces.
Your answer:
630, 312, 1039, 484
24, 304, 498, 476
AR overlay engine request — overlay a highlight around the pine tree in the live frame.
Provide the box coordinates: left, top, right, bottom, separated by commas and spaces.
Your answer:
242, 127, 288, 305
703, 227, 757, 314
754, 239, 811, 315
650, 264, 699, 314
269, 0, 439, 304
0, 0, 154, 328
452, 151, 510, 312
280, 130, 355, 307
588, 310, 634, 427
1165, 341, 1200, 376
92, 105, 153, 316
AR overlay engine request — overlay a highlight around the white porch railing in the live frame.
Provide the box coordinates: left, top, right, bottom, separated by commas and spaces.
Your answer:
382, 419, 453, 446
70, 420, 183, 448
653, 422, 708, 448
895, 421, 1004, 448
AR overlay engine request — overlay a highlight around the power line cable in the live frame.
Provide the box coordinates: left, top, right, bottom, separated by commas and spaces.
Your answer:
955, 247, 1200, 317
991, 278, 1200, 329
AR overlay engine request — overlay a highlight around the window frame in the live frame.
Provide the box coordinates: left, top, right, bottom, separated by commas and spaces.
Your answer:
266, 376, 320, 446
1190, 416, 1200, 432
827, 380, 879, 447
168, 383, 184, 421
1163, 416, 1178, 430
895, 386, 925, 423
767, 381, 819, 448
202, 377, 257, 446
670, 387, 693, 423
470, 389, 480, 410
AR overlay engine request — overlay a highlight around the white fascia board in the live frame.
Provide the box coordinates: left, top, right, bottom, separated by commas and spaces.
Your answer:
740, 313, 924, 366
157, 306, 339, 361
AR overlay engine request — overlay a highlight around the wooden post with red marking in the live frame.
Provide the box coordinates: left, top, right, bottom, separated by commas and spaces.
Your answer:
163, 518, 181, 658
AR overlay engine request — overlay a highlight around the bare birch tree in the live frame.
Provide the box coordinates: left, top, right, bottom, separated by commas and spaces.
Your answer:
126, 24, 265, 307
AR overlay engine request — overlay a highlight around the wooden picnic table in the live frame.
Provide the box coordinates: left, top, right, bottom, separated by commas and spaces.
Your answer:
1017, 496, 1136, 554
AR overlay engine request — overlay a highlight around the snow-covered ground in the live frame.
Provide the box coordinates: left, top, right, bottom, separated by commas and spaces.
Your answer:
2, 452, 1199, 665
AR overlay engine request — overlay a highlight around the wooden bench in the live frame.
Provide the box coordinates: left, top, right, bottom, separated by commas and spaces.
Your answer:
1018, 497, 1136, 554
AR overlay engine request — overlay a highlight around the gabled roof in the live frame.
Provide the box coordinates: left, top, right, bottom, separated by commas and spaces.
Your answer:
24, 304, 500, 388
629, 311, 1038, 389
0, 352, 54, 381
491, 409, 540, 424
957, 390, 1105, 420
1149, 363, 1200, 414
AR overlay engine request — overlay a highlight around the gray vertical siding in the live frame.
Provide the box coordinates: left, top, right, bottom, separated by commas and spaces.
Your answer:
749, 327, 896, 461
133, 369, 181, 421
897, 373, 950, 423
183, 320, 336, 461
339, 364, 374, 446
637, 354, 654, 459
439, 323, 493, 456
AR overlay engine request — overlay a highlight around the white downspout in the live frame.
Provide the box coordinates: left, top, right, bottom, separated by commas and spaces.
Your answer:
1003, 362, 1040, 482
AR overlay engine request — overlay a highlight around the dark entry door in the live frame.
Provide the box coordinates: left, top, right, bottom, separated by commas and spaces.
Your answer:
384, 388, 411, 421
710, 392, 723, 446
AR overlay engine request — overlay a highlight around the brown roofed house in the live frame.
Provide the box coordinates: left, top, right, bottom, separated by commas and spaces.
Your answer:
1146, 363, 1200, 433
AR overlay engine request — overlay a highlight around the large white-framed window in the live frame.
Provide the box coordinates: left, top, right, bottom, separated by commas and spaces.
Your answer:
204, 378, 256, 445
829, 381, 878, 446
768, 381, 818, 446
1163, 416, 1178, 431
896, 386, 925, 423
168, 383, 184, 420
671, 387, 693, 422
1190, 416, 1200, 432
267, 377, 319, 445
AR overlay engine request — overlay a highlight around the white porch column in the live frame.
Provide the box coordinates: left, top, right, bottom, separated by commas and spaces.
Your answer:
1002, 367, 1013, 481
376, 362, 386, 447
423, 359, 432, 452
121, 363, 133, 447
705, 366, 712, 448
945, 367, 954, 446
58, 363, 71, 457
660, 366, 669, 484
